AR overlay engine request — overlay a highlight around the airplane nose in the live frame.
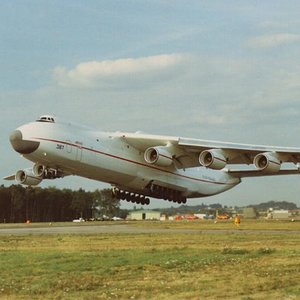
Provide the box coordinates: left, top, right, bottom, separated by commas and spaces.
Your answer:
9, 130, 40, 154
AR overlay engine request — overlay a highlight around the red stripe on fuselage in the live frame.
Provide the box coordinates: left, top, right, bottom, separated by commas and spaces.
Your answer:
34, 137, 236, 186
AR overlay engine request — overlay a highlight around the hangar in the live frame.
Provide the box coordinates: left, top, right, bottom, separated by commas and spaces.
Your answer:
128, 210, 161, 220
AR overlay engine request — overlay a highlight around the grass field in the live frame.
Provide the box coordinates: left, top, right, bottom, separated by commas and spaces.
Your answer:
0, 220, 299, 299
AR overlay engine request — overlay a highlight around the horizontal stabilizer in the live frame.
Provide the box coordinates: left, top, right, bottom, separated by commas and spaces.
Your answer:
3, 174, 15, 180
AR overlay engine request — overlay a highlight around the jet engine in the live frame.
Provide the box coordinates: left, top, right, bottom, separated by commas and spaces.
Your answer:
199, 149, 227, 170
15, 169, 43, 186
254, 152, 281, 173
33, 163, 62, 179
144, 146, 173, 167
33, 163, 45, 177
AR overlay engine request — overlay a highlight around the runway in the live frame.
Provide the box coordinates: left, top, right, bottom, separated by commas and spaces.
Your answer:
0, 223, 299, 236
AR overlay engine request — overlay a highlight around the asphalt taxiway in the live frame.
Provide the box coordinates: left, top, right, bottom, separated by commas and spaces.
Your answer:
0, 223, 299, 236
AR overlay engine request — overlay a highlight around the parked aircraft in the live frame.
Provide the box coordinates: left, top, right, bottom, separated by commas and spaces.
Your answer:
5, 115, 300, 205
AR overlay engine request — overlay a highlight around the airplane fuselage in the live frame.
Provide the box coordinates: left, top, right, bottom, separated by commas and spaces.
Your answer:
13, 118, 240, 202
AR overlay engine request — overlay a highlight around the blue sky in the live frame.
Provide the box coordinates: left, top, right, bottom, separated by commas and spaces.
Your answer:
1, 1, 300, 208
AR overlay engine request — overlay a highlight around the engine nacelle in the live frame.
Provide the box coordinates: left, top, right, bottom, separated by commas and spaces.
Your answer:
144, 146, 173, 167
254, 152, 281, 173
15, 169, 43, 186
199, 149, 227, 170
33, 163, 61, 179
33, 163, 46, 177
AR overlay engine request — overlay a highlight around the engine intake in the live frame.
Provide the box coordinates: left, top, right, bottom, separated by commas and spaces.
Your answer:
16, 169, 43, 186
199, 149, 227, 170
33, 163, 45, 177
254, 152, 281, 173
144, 146, 173, 167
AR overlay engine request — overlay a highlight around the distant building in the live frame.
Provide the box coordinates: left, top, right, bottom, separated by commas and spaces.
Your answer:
267, 209, 291, 220
243, 207, 258, 219
128, 210, 161, 220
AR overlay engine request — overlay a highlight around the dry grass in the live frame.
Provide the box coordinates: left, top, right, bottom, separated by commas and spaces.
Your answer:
0, 220, 299, 299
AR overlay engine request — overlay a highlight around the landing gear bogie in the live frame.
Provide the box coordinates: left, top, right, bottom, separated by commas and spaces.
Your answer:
149, 183, 187, 204
113, 188, 151, 205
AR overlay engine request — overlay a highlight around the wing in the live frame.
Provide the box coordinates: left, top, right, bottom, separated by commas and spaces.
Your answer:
119, 132, 300, 177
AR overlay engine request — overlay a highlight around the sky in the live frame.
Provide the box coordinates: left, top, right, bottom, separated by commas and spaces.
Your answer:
1, 1, 300, 209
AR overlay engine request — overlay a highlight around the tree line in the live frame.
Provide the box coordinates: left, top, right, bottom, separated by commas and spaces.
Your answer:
0, 185, 121, 223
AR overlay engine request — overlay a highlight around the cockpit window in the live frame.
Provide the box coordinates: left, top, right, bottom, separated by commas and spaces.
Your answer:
36, 115, 55, 123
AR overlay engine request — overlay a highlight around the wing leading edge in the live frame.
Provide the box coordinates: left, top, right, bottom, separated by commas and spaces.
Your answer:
119, 132, 300, 176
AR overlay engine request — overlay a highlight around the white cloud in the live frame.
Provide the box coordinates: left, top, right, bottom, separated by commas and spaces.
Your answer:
53, 54, 188, 88
246, 33, 300, 49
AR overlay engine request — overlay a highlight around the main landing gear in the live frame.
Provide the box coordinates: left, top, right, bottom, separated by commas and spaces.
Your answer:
149, 183, 187, 204
112, 183, 187, 206
112, 189, 150, 205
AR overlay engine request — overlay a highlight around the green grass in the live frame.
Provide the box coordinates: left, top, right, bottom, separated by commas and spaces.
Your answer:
0, 220, 299, 299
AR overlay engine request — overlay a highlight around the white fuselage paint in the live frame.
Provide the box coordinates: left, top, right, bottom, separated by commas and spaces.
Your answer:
16, 120, 240, 198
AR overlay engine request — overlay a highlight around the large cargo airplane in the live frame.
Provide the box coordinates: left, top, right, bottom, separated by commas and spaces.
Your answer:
5, 115, 300, 205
